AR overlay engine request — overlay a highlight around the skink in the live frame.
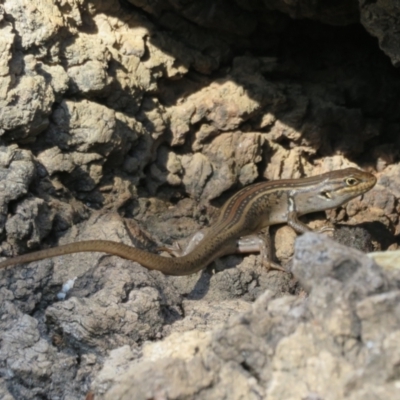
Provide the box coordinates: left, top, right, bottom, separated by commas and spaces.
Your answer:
0, 168, 376, 275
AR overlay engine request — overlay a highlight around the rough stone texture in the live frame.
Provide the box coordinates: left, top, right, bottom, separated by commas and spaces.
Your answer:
0, 147, 39, 251
97, 234, 400, 400
0, 213, 294, 399
0, 0, 400, 398
368, 249, 400, 270
360, 0, 400, 67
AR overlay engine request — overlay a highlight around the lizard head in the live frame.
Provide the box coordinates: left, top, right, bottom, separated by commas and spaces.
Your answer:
318, 168, 376, 205
296, 167, 377, 214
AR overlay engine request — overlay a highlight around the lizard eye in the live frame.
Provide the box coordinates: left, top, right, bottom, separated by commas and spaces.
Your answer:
320, 191, 332, 199
346, 177, 358, 186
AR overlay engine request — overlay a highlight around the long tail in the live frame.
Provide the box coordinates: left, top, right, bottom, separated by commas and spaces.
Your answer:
0, 240, 207, 276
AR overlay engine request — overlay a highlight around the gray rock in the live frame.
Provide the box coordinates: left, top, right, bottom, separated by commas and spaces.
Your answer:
98, 234, 400, 399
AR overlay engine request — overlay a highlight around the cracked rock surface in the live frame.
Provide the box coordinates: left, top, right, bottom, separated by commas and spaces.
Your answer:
1, 0, 400, 398
98, 234, 400, 400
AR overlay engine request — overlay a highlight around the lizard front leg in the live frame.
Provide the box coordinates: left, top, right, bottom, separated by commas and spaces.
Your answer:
287, 197, 334, 234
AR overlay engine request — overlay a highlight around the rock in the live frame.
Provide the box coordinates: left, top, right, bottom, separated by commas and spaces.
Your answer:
97, 234, 400, 399
0, 0, 399, 398
367, 250, 400, 270
5, 196, 53, 252
0, 147, 36, 240
360, 0, 400, 67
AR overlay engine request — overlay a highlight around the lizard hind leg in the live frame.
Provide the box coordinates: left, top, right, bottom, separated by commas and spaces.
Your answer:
157, 230, 206, 257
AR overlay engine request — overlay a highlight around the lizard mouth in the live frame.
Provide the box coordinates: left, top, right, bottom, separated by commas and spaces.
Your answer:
320, 191, 332, 199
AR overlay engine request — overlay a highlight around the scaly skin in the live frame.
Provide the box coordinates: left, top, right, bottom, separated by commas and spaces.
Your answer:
0, 168, 376, 276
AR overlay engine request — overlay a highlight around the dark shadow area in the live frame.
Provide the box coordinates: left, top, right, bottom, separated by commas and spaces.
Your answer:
357, 221, 398, 251
186, 269, 212, 300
